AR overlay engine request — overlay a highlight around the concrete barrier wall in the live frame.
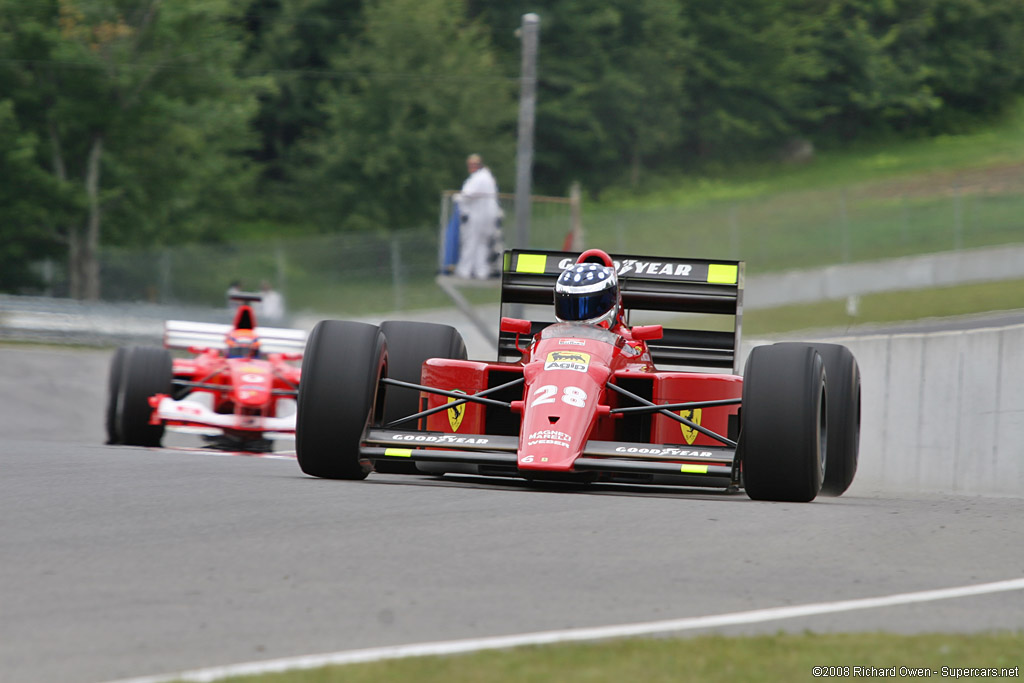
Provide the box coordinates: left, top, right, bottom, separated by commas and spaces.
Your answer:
746, 324, 1024, 497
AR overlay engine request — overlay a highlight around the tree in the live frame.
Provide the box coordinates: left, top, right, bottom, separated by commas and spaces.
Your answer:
529, 0, 691, 194
294, 0, 516, 233
0, 0, 266, 299
0, 100, 68, 292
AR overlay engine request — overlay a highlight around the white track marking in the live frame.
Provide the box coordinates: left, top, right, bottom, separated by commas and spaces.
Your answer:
106, 577, 1024, 683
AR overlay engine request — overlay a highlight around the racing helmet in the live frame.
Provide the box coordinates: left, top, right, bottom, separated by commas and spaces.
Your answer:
554, 262, 620, 328
226, 329, 260, 359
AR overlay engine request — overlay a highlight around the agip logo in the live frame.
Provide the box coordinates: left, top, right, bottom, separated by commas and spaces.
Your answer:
447, 390, 466, 432
544, 351, 591, 373
679, 408, 702, 445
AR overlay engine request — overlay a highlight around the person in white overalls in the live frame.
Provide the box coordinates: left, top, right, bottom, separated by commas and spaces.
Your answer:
454, 154, 502, 279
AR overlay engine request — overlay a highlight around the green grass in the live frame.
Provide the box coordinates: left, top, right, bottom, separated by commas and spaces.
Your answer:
205, 632, 1022, 682
583, 104, 1024, 274
742, 278, 1024, 336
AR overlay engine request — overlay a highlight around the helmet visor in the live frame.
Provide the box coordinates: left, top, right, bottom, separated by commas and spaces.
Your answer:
554, 286, 618, 323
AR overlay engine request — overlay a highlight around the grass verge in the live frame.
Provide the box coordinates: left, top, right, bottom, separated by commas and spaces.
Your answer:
211, 632, 1022, 682
742, 278, 1024, 337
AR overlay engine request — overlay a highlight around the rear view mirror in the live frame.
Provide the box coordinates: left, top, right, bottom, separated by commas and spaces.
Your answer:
500, 317, 532, 335
631, 325, 663, 341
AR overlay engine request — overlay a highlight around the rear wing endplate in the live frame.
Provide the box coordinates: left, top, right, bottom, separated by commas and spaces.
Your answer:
499, 249, 744, 372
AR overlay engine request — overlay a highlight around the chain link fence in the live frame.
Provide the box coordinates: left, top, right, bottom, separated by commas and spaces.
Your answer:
586, 169, 1024, 274
28, 171, 1024, 316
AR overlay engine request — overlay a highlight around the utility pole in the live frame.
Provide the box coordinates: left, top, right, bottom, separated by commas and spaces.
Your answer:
514, 13, 539, 249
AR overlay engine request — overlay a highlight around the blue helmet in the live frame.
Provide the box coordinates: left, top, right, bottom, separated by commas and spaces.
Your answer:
554, 262, 620, 327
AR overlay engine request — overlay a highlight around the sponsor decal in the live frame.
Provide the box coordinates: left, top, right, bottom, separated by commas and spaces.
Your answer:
173, 404, 203, 416
680, 408, 702, 445
242, 373, 265, 383
391, 434, 490, 444
615, 446, 714, 458
544, 351, 590, 373
558, 339, 587, 346
526, 429, 572, 449
516, 254, 548, 273
384, 448, 412, 458
680, 463, 708, 474
557, 258, 694, 278
447, 390, 466, 432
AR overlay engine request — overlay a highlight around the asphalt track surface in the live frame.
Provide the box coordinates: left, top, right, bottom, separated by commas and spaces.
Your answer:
1, 344, 1022, 683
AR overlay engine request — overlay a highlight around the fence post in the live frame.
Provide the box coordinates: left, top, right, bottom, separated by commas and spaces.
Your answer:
839, 188, 850, 262
729, 204, 740, 259
391, 235, 403, 311
953, 180, 964, 250
569, 181, 583, 250
276, 243, 287, 300
159, 250, 172, 303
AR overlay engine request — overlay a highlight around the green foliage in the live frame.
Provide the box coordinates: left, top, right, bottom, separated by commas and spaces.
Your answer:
0, 99, 66, 290
4, 0, 1024, 293
530, 0, 691, 194
0, 0, 267, 296
283, 0, 515, 233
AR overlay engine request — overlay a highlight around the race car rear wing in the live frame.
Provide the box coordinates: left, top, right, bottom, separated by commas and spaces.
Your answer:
498, 249, 744, 372
164, 321, 307, 357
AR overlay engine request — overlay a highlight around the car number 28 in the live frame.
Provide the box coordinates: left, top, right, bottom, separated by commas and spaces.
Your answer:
530, 384, 588, 408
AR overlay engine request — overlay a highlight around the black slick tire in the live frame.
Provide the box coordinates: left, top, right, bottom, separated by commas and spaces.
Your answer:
377, 321, 467, 474
118, 346, 173, 447
296, 320, 385, 480
808, 343, 860, 496
741, 343, 826, 502
105, 346, 128, 444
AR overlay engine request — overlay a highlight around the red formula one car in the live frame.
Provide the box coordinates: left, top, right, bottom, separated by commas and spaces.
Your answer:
295, 249, 861, 501
105, 295, 305, 452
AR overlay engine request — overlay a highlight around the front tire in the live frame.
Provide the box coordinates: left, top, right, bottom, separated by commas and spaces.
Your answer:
741, 343, 826, 502
296, 320, 385, 479
118, 346, 173, 447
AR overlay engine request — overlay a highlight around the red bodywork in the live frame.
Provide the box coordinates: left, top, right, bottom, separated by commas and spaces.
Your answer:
151, 303, 302, 440
420, 325, 741, 473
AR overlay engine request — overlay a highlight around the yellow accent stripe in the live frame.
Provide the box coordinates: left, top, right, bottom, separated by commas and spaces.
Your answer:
707, 264, 738, 284
680, 463, 708, 474
384, 448, 412, 458
516, 253, 548, 273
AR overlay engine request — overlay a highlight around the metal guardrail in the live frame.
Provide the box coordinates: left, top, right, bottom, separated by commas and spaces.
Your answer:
0, 295, 236, 346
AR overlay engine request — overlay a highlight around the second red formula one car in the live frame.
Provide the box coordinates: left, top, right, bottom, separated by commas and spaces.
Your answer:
106, 294, 305, 452
295, 248, 860, 501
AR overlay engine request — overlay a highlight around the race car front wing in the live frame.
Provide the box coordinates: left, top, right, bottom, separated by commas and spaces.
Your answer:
360, 428, 739, 489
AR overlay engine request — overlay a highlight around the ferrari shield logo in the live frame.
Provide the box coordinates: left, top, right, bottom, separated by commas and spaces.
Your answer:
680, 408, 702, 445
447, 391, 466, 432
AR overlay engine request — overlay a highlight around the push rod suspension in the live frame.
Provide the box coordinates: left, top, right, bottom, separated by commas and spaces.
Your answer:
605, 382, 737, 448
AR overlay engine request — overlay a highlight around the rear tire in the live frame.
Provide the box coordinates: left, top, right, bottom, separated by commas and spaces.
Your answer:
105, 347, 128, 444
118, 346, 173, 447
741, 343, 826, 502
377, 321, 467, 474
296, 320, 385, 479
809, 343, 860, 496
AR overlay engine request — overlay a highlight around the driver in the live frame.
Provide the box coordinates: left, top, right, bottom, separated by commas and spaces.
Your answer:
225, 329, 261, 359
553, 260, 622, 329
